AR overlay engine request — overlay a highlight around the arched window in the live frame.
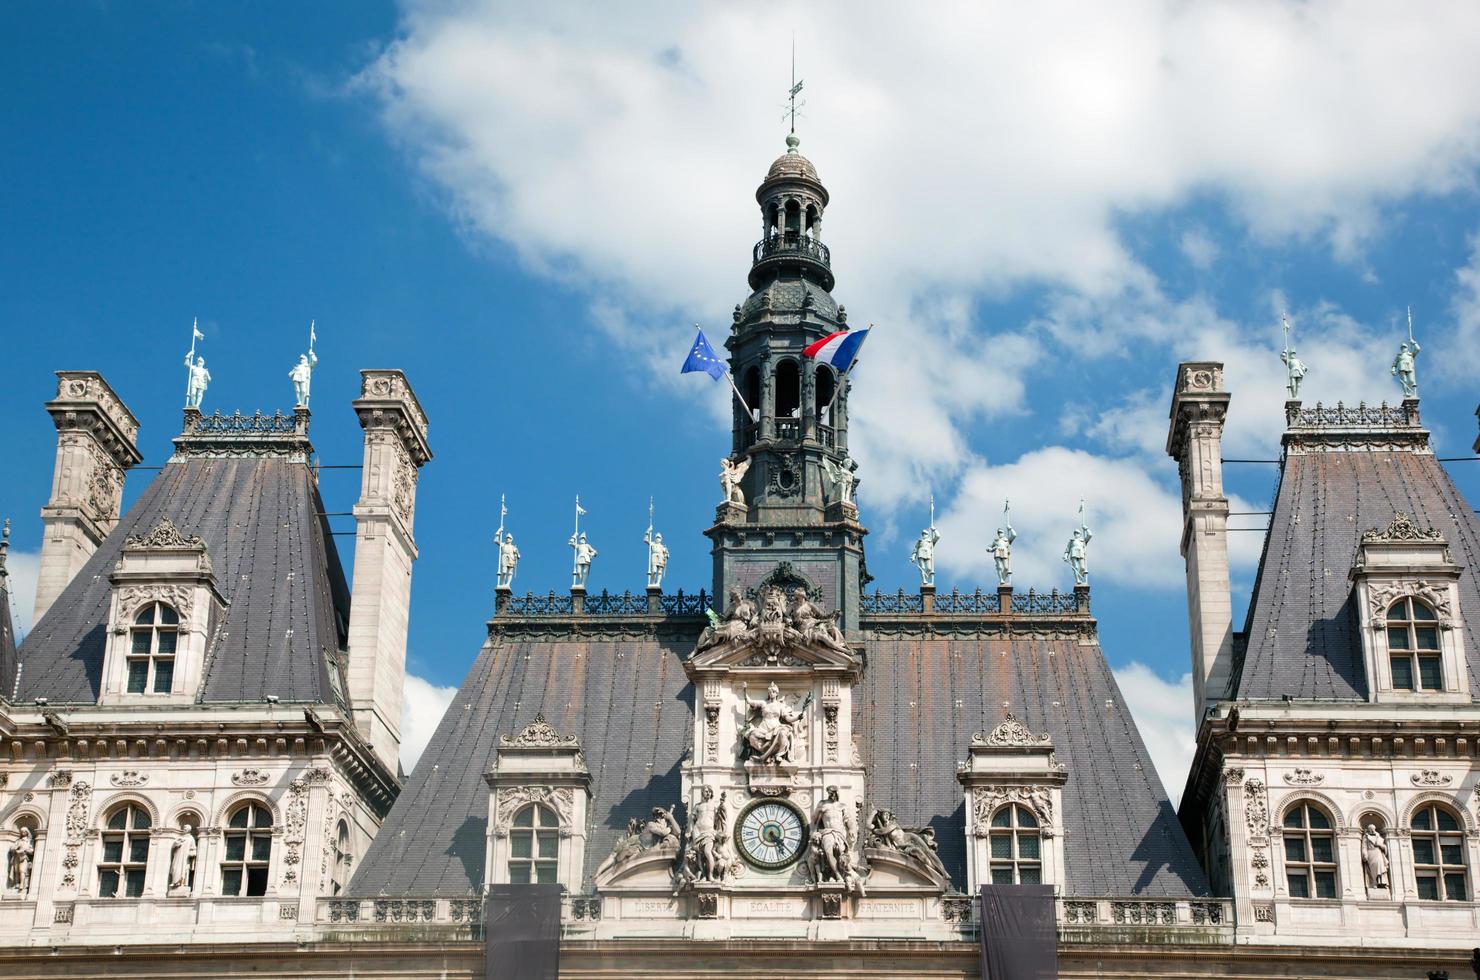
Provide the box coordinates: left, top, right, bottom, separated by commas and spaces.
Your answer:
743, 367, 761, 424
988, 804, 1041, 884
128, 602, 178, 694
815, 366, 836, 426
509, 804, 559, 884
805, 204, 819, 238
331, 820, 351, 895
1282, 802, 1337, 898
221, 803, 273, 897
784, 199, 801, 236
98, 804, 151, 898
1387, 597, 1441, 691
775, 360, 801, 423
1412, 803, 1469, 901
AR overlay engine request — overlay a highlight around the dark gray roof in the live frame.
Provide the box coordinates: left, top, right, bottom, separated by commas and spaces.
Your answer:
0, 574, 16, 700
350, 627, 1206, 899
13, 456, 350, 705
1236, 448, 1480, 701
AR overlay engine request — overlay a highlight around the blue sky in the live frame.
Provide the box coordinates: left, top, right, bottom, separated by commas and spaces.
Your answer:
6, 2, 1480, 790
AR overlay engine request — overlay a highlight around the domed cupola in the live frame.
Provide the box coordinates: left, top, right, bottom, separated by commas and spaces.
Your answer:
750, 134, 834, 293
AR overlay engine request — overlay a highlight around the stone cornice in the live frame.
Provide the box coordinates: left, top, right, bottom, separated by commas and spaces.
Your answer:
45, 371, 143, 469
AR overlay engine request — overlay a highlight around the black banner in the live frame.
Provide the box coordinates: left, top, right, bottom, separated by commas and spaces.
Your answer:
979, 883, 1058, 980
485, 883, 562, 980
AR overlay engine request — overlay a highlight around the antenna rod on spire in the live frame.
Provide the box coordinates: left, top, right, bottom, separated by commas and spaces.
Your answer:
787, 38, 804, 135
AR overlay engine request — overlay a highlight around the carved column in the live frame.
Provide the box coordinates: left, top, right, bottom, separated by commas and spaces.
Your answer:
35, 372, 142, 623
347, 371, 432, 774
1166, 362, 1233, 723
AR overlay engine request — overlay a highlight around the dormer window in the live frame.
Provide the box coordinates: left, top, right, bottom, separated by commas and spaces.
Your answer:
127, 603, 178, 694
1386, 597, 1441, 691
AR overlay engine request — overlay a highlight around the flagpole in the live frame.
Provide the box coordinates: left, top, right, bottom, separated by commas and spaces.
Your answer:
723, 368, 755, 420
822, 324, 872, 417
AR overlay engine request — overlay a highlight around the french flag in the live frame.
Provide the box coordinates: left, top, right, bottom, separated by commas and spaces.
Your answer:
802, 327, 870, 372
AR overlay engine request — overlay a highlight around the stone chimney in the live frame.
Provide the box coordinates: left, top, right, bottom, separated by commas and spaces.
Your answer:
346, 370, 431, 774
34, 372, 142, 623
1166, 362, 1233, 722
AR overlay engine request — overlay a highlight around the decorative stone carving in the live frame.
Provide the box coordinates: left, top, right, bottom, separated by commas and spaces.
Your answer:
972, 786, 1054, 830
232, 769, 272, 786
910, 526, 940, 587
1250, 848, 1270, 889
739, 681, 809, 765
809, 788, 864, 895
679, 787, 732, 885
1283, 768, 1324, 786
867, 807, 946, 881
110, 770, 148, 788
942, 897, 974, 923
500, 713, 579, 748
1410, 769, 1453, 786
169, 827, 198, 894
1363, 512, 1443, 543
1367, 579, 1450, 623
695, 588, 759, 652
53, 903, 74, 924
50, 769, 73, 788
61, 780, 91, 890
125, 518, 205, 550
495, 786, 574, 828
1223, 767, 1245, 784
971, 713, 1052, 748
1244, 779, 1268, 837
1111, 901, 1175, 925
6, 828, 34, 896
719, 456, 751, 506
1252, 902, 1273, 922
1360, 824, 1389, 897
118, 584, 196, 626
281, 777, 310, 886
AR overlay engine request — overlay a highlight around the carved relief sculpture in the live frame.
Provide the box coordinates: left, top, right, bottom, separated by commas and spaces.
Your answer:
810, 788, 864, 895
868, 807, 947, 881
739, 682, 809, 765
788, 587, 850, 654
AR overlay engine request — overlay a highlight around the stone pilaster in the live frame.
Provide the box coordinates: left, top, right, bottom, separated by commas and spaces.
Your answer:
1166, 362, 1233, 724
34, 372, 142, 623
347, 371, 432, 774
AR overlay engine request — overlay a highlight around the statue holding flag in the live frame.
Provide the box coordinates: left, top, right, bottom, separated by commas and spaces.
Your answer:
910, 496, 940, 587
1064, 501, 1093, 586
494, 495, 520, 590
1280, 314, 1307, 400
569, 496, 596, 589
989, 500, 1017, 586
183, 317, 210, 409
290, 321, 318, 407
1392, 307, 1421, 398
644, 499, 668, 589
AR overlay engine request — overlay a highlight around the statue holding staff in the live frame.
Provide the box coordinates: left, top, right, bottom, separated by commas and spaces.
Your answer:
989, 499, 1017, 586
1063, 501, 1093, 586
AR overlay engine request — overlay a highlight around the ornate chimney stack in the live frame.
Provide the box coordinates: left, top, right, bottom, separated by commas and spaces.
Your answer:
347, 370, 432, 774
34, 372, 142, 623
1166, 362, 1234, 722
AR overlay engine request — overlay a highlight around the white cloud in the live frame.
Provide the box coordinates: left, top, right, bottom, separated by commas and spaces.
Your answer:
4, 550, 39, 639
1441, 229, 1480, 379
400, 672, 457, 774
362, 0, 1480, 521
1112, 662, 1195, 805
1179, 228, 1219, 271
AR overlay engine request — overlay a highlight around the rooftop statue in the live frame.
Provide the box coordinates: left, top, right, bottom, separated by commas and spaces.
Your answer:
1392, 307, 1421, 398
569, 531, 597, 589
910, 527, 940, 587
1063, 507, 1093, 586
811, 787, 865, 895
739, 681, 808, 765
289, 351, 318, 408
495, 531, 520, 590
821, 454, 855, 506
719, 456, 752, 506
644, 498, 668, 589
1281, 314, 1308, 400
183, 354, 211, 410
989, 500, 1017, 586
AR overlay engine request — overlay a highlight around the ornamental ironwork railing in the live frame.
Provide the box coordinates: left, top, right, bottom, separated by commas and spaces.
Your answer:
502, 592, 575, 616
582, 590, 648, 615
659, 590, 712, 616
752, 233, 831, 268
1011, 589, 1078, 614
190, 409, 300, 434
860, 589, 925, 614
934, 588, 1000, 614
1290, 401, 1413, 428
497, 589, 710, 617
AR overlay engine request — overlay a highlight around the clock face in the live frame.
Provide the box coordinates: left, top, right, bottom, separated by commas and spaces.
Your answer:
735, 799, 808, 870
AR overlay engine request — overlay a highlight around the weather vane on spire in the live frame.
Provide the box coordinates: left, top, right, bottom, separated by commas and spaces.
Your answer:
785, 38, 805, 138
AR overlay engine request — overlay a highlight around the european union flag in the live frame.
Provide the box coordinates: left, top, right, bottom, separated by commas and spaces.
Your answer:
680, 327, 727, 380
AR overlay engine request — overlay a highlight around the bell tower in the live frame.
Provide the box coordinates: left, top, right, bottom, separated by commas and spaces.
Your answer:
708, 134, 867, 629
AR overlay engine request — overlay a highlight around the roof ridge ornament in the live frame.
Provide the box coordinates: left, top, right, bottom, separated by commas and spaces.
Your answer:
971, 711, 1052, 748
500, 712, 579, 748
125, 518, 205, 551
1362, 511, 1444, 543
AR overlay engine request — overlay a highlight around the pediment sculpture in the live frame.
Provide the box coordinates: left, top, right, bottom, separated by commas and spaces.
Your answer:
594, 805, 682, 881
867, 807, 948, 884
695, 585, 851, 662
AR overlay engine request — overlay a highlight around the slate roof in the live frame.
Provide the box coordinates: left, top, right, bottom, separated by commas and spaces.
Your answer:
1235, 448, 1480, 702
11, 455, 350, 706
350, 627, 1206, 899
